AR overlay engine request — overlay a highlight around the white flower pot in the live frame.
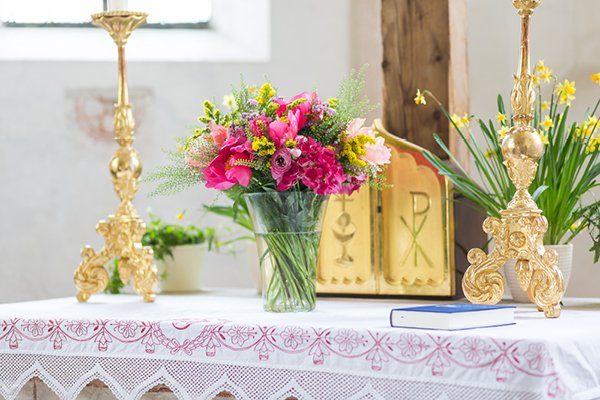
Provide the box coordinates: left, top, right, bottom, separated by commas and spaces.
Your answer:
157, 244, 206, 293
504, 244, 573, 303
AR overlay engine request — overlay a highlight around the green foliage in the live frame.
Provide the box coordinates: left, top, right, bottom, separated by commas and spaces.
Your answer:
144, 149, 200, 197
424, 89, 600, 246
310, 67, 378, 144
580, 202, 600, 262
141, 213, 219, 261
104, 259, 125, 295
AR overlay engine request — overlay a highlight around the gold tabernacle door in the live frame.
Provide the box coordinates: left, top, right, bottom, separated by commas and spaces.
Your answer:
317, 119, 455, 297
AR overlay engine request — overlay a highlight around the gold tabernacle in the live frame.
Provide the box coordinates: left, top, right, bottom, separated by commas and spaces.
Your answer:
74, 11, 158, 303
317, 119, 455, 297
462, 0, 564, 318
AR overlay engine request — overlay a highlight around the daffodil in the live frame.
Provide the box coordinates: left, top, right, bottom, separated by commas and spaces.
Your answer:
451, 113, 470, 129
541, 101, 550, 111
176, 212, 185, 220
555, 80, 576, 105
570, 221, 581, 231
460, 113, 470, 126
541, 116, 554, 130
498, 126, 510, 140
532, 74, 540, 86
484, 149, 496, 159
535, 60, 548, 73
591, 72, 600, 86
496, 113, 507, 125
535, 61, 553, 83
539, 132, 549, 145
414, 89, 427, 105
222, 94, 236, 110
587, 137, 599, 153
579, 116, 598, 137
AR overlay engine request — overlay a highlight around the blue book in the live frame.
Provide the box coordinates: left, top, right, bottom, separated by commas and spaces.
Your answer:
390, 304, 516, 331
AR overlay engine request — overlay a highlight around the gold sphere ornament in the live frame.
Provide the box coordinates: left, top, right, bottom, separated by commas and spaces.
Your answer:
501, 127, 545, 161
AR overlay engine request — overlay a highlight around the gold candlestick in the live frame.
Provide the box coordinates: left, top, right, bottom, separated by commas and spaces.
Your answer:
74, 11, 157, 303
462, 0, 564, 318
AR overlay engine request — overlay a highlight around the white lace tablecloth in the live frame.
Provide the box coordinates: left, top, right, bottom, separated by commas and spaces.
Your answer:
1, 290, 599, 400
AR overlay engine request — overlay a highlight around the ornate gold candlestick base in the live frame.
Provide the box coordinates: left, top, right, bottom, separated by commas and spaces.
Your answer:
462, 0, 564, 318
74, 11, 157, 303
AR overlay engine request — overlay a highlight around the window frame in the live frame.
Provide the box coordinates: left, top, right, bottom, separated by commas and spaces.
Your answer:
0, 0, 270, 62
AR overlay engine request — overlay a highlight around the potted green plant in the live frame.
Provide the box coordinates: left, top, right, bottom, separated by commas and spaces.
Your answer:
143, 212, 220, 292
105, 212, 219, 294
416, 62, 600, 301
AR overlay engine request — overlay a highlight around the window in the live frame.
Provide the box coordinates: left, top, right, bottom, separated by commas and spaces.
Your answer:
0, 0, 211, 28
0, 0, 269, 62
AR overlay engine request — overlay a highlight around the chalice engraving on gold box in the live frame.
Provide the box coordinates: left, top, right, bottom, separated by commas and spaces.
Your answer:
462, 0, 564, 318
74, 11, 158, 303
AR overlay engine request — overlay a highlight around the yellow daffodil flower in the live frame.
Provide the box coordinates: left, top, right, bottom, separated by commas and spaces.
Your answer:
591, 72, 600, 86
539, 132, 549, 145
460, 113, 470, 126
555, 80, 576, 105
579, 116, 598, 137
541, 101, 550, 111
496, 113, 507, 124
570, 221, 581, 231
535, 60, 547, 73
539, 68, 552, 83
176, 212, 185, 220
532, 74, 540, 86
451, 113, 470, 129
587, 137, 599, 153
414, 89, 427, 105
534, 60, 553, 84
498, 126, 510, 140
541, 116, 554, 130
484, 149, 496, 159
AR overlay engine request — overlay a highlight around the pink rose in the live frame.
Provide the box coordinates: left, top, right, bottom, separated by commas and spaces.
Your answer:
271, 148, 299, 191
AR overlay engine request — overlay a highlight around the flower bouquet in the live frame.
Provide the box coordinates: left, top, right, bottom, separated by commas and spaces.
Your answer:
149, 73, 390, 312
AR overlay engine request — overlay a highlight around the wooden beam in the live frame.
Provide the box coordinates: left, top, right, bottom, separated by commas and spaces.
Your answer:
381, 0, 468, 159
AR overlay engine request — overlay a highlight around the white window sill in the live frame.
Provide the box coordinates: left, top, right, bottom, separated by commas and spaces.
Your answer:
0, 0, 269, 62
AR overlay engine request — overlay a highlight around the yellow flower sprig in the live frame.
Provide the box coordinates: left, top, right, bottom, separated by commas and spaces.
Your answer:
414, 89, 427, 105
555, 80, 576, 105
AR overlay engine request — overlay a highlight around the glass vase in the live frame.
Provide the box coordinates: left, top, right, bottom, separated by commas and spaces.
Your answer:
245, 192, 329, 312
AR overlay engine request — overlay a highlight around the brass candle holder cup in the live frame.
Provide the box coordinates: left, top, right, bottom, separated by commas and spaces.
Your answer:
74, 11, 158, 303
462, 0, 564, 318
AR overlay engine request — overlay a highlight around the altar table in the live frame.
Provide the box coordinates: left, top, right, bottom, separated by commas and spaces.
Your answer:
1, 290, 600, 400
